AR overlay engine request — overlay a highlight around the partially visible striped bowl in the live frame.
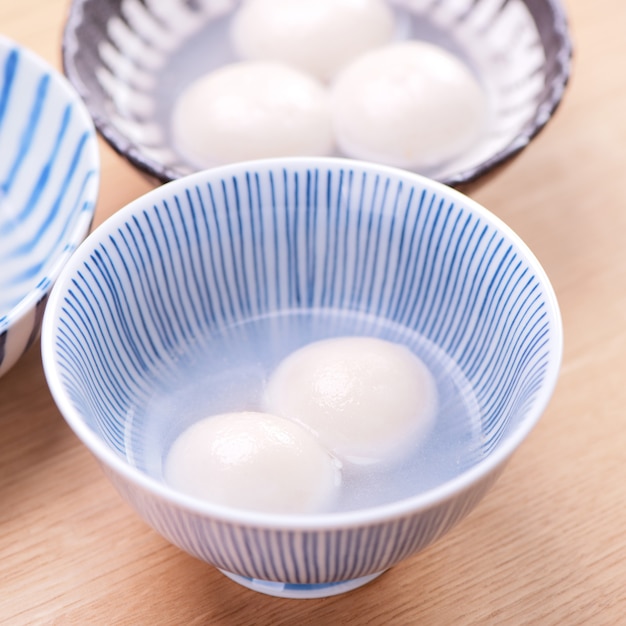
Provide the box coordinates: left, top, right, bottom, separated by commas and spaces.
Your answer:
42, 158, 562, 598
0, 36, 100, 378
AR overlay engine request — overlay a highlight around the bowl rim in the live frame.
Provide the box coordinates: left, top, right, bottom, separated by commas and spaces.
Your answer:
60, 0, 573, 188
41, 157, 563, 531
0, 35, 100, 337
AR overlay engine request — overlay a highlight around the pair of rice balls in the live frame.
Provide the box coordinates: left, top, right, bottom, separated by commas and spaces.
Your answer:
165, 336, 438, 515
171, 0, 487, 171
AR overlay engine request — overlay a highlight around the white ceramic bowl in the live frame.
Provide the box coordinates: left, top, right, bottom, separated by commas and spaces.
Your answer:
61, 0, 572, 187
42, 157, 562, 598
0, 36, 100, 378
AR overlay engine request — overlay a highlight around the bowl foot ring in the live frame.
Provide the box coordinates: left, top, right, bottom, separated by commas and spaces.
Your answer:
218, 569, 385, 598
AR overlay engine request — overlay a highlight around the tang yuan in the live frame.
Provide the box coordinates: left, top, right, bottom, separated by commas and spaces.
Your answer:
331, 41, 487, 169
171, 61, 334, 167
264, 337, 438, 465
165, 411, 341, 514
230, 0, 395, 81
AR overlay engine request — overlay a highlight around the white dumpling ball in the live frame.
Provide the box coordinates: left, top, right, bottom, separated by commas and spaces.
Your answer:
171, 61, 334, 168
264, 337, 437, 464
230, 0, 395, 81
165, 411, 341, 515
331, 41, 488, 169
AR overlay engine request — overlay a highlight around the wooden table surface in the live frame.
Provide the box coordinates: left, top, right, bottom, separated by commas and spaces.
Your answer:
1, 0, 625, 623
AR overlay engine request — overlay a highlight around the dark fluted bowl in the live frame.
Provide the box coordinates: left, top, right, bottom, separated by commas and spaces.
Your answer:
62, 0, 571, 188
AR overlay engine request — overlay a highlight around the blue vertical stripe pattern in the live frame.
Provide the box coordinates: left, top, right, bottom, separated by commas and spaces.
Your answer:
45, 160, 561, 588
0, 37, 99, 377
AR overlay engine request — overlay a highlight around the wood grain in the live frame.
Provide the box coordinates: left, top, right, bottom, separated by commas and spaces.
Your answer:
2, 0, 626, 623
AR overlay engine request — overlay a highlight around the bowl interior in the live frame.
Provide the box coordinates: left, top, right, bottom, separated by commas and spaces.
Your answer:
43, 159, 562, 518
62, 0, 571, 186
0, 37, 99, 333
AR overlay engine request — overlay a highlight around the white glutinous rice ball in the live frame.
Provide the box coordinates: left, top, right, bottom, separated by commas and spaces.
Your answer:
264, 337, 438, 464
331, 41, 488, 169
230, 0, 395, 81
165, 411, 341, 515
171, 61, 334, 168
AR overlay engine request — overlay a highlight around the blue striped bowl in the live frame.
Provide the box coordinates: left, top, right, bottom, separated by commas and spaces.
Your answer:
41, 158, 561, 598
0, 37, 100, 378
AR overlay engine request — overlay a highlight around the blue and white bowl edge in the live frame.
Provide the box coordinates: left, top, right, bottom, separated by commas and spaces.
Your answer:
0, 36, 100, 378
